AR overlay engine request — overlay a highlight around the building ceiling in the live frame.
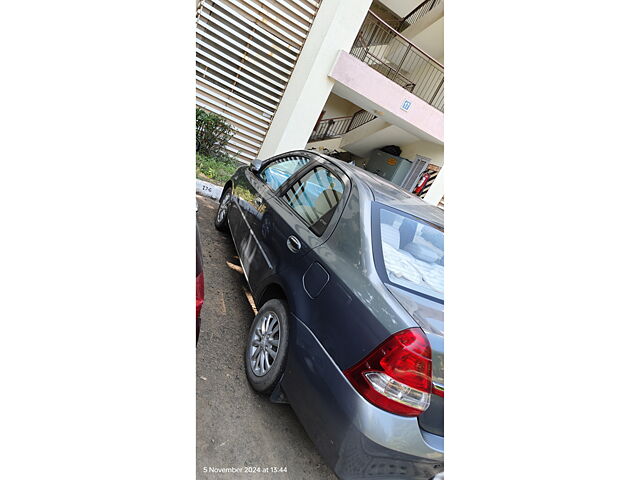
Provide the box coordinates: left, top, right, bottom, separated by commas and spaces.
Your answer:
377, 0, 424, 18
341, 122, 420, 157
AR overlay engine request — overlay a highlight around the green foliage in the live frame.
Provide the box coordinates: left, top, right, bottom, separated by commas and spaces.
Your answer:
196, 108, 235, 157
196, 153, 240, 185
195, 108, 241, 185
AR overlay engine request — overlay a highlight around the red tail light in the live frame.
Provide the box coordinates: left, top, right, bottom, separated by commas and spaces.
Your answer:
344, 328, 433, 417
196, 272, 204, 319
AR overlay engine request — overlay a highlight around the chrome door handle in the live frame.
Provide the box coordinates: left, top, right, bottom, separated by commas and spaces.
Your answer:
286, 235, 302, 253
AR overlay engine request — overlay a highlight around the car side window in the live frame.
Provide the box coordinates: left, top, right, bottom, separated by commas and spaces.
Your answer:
282, 166, 344, 236
259, 156, 310, 191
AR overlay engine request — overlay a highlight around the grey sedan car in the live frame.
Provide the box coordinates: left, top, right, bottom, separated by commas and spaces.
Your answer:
215, 150, 444, 479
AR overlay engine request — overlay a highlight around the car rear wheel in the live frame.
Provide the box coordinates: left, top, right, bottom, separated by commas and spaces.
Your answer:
244, 299, 289, 394
214, 188, 231, 232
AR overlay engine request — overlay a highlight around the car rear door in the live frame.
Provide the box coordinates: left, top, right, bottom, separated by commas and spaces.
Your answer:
234, 154, 311, 293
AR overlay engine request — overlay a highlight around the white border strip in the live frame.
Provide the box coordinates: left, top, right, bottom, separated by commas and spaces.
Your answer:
196, 179, 223, 200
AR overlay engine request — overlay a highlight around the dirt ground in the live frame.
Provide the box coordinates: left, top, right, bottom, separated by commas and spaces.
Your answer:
196, 194, 337, 480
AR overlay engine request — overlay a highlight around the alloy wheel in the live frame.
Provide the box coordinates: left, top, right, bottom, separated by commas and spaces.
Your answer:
249, 311, 280, 377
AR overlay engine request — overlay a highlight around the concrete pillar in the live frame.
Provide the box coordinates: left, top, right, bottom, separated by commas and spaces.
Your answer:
257, 0, 372, 159
423, 164, 444, 206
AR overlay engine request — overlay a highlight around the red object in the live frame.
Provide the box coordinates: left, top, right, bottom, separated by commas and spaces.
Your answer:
196, 272, 204, 319
413, 171, 430, 195
344, 328, 434, 416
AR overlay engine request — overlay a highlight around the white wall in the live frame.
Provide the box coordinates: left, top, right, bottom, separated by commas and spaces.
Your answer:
258, 0, 372, 159
322, 93, 361, 119
423, 163, 444, 205
407, 16, 444, 63
400, 139, 444, 166
378, 0, 422, 17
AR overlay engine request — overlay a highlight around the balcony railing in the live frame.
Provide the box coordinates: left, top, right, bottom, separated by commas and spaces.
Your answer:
347, 109, 377, 131
309, 116, 352, 141
350, 11, 444, 112
309, 109, 378, 142
398, 0, 442, 32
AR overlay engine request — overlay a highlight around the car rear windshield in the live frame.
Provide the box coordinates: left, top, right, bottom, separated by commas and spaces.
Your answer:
376, 205, 444, 301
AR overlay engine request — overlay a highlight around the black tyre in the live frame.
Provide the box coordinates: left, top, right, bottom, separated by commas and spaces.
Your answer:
214, 188, 232, 232
244, 299, 289, 394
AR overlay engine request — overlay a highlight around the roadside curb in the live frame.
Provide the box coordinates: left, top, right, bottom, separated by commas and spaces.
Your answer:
196, 179, 223, 200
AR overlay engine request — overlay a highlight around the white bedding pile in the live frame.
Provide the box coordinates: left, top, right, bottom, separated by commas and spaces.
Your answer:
382, 241, 444, 294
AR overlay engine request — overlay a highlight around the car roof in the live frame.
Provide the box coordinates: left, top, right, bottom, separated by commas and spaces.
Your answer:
308, 151, 444, 229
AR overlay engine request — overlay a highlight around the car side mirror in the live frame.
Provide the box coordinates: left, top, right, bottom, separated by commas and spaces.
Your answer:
251, 158, 264, 173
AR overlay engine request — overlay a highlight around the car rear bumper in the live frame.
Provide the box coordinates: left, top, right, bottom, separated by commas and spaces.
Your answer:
281, 314, 444, 480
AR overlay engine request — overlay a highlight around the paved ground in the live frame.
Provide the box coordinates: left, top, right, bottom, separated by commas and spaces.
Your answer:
196, 194, 337, 480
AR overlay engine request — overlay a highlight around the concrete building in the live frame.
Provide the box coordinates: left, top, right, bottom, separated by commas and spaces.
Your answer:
196, 0, 444, 207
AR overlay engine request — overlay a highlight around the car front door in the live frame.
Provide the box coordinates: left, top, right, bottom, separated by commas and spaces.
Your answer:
234, 154, 311, 293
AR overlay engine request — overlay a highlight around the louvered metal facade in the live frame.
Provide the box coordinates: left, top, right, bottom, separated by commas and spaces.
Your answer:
196, 0, 322, 163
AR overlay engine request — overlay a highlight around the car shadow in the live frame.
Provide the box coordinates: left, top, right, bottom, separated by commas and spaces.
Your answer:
196, 194, 337, 480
